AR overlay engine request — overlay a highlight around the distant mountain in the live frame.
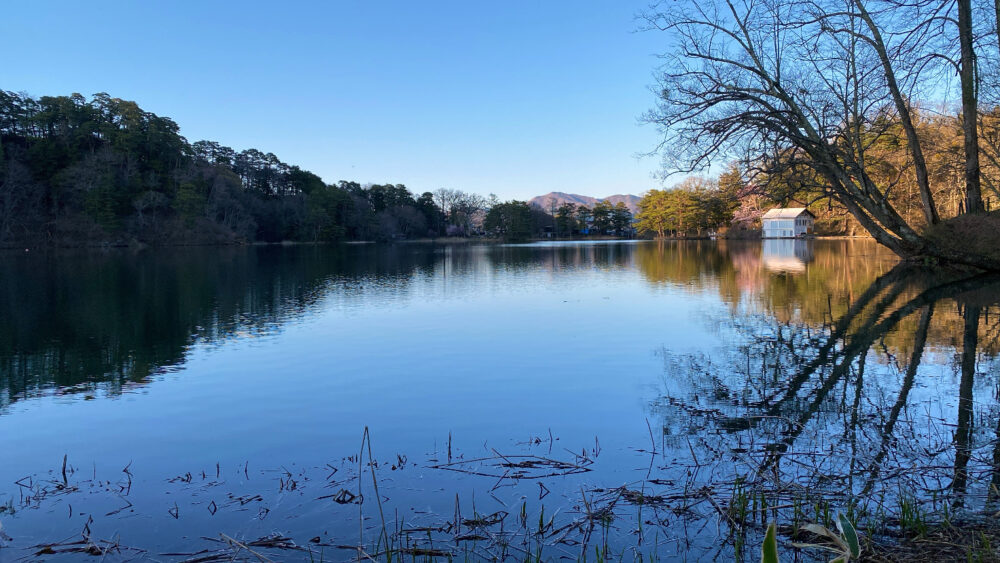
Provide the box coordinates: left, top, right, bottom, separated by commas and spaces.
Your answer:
528, 192, 642, 214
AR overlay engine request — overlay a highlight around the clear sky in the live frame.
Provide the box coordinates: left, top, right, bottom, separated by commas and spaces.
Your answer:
1, 1, 669, 200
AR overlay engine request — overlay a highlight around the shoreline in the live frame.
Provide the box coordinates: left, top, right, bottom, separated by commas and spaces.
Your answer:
0, 234, 878, 253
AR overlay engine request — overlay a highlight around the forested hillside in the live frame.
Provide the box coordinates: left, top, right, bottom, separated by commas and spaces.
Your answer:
0, 91, 491, 246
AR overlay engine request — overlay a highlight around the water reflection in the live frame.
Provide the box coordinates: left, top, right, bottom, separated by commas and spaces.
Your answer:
0, 242, 656, 411
655, 263, 1000, 521
0, 245, 440, 410
2, 240, 1000, 558
0, 240, 907, 414
634, 238, 898, 320
761, 238, 813, 273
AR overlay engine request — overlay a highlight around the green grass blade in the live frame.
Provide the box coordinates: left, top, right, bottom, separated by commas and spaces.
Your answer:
761, 522, 779, 563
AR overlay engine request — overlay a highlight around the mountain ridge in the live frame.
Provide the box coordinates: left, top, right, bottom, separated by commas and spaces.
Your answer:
528, 192, 642, 213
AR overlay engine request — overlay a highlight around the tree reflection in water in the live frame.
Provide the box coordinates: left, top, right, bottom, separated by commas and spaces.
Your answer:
653, 262, 1000, 533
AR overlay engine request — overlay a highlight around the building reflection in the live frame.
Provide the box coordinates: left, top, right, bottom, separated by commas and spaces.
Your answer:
761, 238, 814, 273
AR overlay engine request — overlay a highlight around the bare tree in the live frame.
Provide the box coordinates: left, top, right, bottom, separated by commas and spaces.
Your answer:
432, 188, 460, 225
642, 0, 1000, 268
433, 188, 486, 234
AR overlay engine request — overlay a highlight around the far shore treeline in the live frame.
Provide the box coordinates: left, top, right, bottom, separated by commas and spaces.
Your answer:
1, 90, 642, 246
11, 89, 996, 249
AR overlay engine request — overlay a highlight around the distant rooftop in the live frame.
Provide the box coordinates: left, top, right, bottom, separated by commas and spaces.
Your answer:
761, 207, 815, 219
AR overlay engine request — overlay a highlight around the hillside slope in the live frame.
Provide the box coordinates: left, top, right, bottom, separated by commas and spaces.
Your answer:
528, 192, 641, 213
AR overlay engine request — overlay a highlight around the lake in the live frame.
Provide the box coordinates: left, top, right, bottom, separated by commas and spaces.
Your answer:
0, 239, 997, 561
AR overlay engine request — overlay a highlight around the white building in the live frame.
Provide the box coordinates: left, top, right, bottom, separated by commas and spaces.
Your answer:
761, 208, 815, 238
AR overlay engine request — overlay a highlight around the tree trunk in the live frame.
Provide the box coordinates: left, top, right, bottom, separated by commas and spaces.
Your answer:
959, 0, 984, 214
996, 0, 1000, 61
854, 0, 939, 225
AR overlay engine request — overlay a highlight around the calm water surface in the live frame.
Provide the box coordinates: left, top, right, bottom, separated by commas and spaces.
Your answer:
0, 240, 997, 561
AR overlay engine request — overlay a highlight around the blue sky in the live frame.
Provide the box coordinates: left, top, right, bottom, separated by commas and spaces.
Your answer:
1, 1, 669, 200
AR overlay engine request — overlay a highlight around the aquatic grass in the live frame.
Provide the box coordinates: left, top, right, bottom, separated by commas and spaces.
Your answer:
897, 495, 928, 538
761, 522, 779, 563
5, 419, 1000, 562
